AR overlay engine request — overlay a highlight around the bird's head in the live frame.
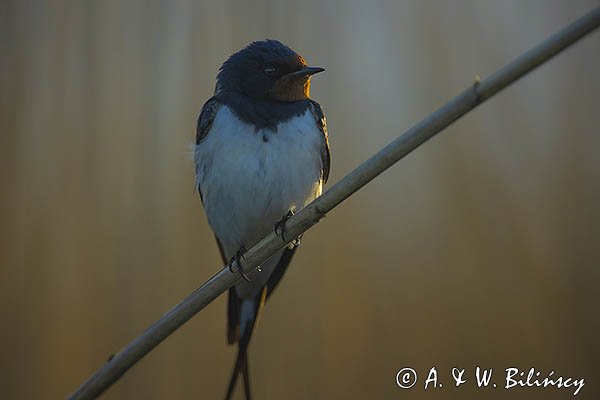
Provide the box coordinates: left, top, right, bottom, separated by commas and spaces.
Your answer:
216, 40, 324, 102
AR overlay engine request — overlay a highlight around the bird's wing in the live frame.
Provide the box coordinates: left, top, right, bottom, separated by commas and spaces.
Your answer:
196, 96, 222, 145
309, 99, 331, 184
264, 246, 297, 300
195, 96, 222, 205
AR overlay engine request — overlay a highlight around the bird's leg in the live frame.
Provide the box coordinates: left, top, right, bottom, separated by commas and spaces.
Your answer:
228, 246, 251, 282
274, 210, 302, 247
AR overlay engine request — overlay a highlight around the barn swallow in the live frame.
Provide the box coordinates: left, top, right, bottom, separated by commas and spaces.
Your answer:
194, 39, 330, 400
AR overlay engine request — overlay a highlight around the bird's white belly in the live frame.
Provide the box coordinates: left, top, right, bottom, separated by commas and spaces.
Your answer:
195, 106, 324, 257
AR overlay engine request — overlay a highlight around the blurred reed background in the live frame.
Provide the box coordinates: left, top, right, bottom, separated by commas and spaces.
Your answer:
1, 1, 599, 399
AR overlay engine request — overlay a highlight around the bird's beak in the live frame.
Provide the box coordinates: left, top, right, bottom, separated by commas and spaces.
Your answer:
284, 66, 325, 79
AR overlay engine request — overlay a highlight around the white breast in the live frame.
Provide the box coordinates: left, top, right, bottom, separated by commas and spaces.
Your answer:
195, 105, 324, 258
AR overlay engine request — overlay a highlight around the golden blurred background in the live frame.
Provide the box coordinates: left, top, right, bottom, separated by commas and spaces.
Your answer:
1, 1, 599, 399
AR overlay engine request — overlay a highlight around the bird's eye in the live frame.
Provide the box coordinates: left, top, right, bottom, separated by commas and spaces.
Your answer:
264, 64, 278, 76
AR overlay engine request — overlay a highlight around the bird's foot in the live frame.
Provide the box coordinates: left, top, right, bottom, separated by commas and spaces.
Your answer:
291, 235, 302, 247
227, 246, 251, 282
274, 210, 302, 247
274, 210, 294, 242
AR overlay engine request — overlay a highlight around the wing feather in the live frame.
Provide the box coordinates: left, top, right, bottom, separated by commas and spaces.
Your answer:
196, 97, 222, 144
195, 97, 222, 202
308, 100, 331, 184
